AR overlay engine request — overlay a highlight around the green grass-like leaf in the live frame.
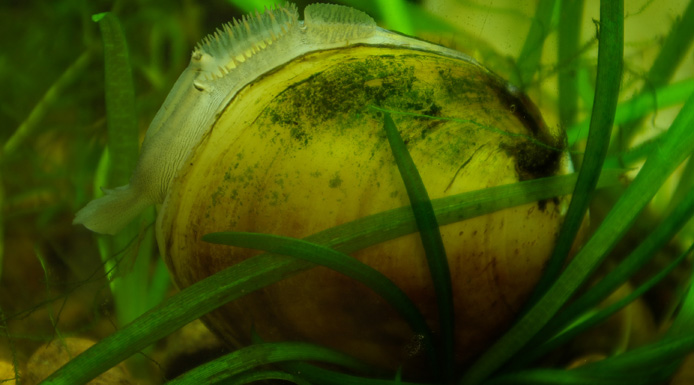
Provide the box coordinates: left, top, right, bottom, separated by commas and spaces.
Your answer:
167, 342, 371, 384
284, 362, 435, 385
665, 149, 694, 218
224, 370, 314, 385
512, 0, 556, 89
96, 13, 138, 185
557, 0, 585, 127
339, 0, 457, 34
603, 136, 661, 169
579, 334, 694, 373
484, 365, 675, 385
375, 0, 414, 35
93, 13, 160, 338
643, 0, 694, 88
0, 170, 4, 280
382, 112, 454, 380
3, 51, 92, 158
568, 78, 694, 145
619, 0, 694, 145
224, 0, 277, 13
460, 1, 625, 383
524, 0, 624, 316
665, 258, 694, 338
202, 232, 438, 370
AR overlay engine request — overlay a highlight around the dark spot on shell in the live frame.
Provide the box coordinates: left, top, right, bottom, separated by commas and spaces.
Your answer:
489, 78, 566, 181
329, 173, 343, 188
538, 191, 562, 212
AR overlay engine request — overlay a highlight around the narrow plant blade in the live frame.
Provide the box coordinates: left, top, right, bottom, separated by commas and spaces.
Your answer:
92, 12, 157, 333
568, 78, 694, 145
375, 0, 414, 35
665, 152, 694, 219
524, 0, 624, 315
382, 112, 454, 379
665, 262, 694, 338
579, 334, 694, 373
603, 136, 661, 169
557, 0, 585, 127
92, 12, 138, 185
0, 172, 4, 280
202, 232, 438, 369
3, 51, 92, 157
484, 365, 675, 385
167, 342, 371, 384
224, 0, 276, 13
340, 0, 457, 34
618, 0, 694, 144
224, 370, 314, 385
512, 0, 556, 89
285, 362, 435, 385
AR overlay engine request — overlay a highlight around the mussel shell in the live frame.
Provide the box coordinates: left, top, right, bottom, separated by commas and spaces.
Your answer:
157, 45, 568, 376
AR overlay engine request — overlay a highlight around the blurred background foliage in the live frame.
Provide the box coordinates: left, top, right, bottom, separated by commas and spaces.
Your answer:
0, 0, 692, 383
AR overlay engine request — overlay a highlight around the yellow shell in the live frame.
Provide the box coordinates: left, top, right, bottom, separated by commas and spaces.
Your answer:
156, 16, 571, 376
